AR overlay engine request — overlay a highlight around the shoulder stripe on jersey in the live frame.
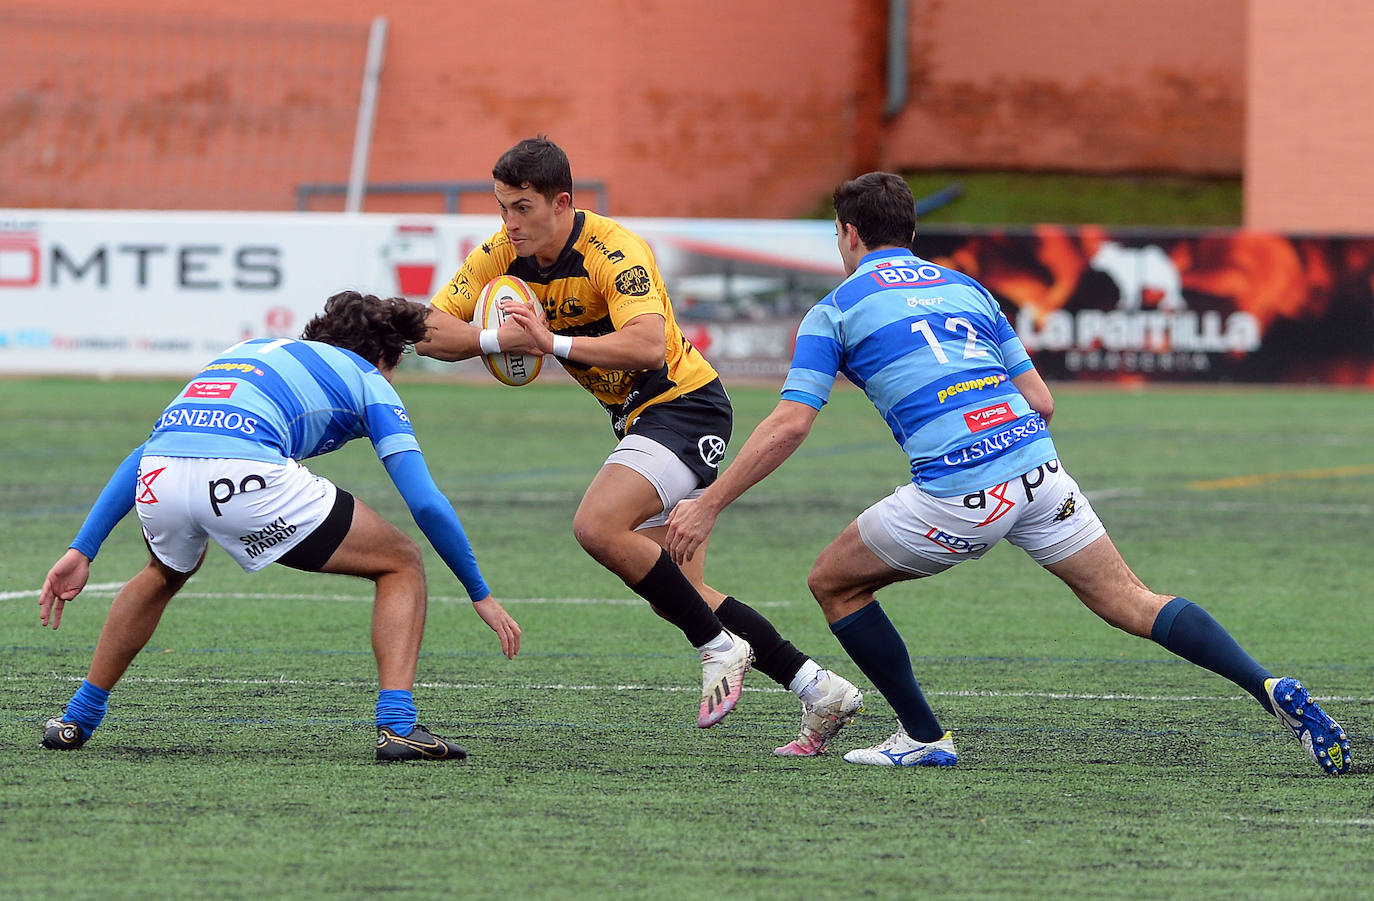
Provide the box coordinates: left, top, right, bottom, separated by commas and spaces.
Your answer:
279, 341, 365, 454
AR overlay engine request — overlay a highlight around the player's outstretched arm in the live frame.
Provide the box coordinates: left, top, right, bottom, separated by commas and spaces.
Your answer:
39, 548, 92, 630
381, 449, 521, 656
40, 445, 144, 628
666, 399, 819, 564
415, 305, 483, 362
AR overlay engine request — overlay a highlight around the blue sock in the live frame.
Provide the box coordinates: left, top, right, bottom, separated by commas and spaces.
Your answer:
830, 602, 945, 742
1151, 597, 1273, 711
63, 680, 110, 739
376, 689, 418, 735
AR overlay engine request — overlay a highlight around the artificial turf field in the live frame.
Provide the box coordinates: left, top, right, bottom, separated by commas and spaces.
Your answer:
2, 376, 1371, 899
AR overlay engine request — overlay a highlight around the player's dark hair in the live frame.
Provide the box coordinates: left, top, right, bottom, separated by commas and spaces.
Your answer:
833, 172, 917, 251
300, 291, 430, 369
493, 135, 574, 201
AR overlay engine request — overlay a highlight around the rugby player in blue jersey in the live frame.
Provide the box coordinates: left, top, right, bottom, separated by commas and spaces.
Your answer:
38, 292, 520, 761
667, 173, 1351, 774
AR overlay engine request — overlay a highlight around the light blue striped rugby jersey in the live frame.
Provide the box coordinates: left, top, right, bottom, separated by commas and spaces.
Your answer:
141, 338, 419, 463
782, 248, 1057, 497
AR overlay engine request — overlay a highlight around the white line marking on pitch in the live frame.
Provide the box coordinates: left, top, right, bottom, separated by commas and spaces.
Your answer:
0, 582, 126, 601
14, 674, 1371, 704
0, 585, 787, 607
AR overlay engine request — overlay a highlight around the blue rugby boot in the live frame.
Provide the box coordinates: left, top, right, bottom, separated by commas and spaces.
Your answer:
1265, 677, 1351, 775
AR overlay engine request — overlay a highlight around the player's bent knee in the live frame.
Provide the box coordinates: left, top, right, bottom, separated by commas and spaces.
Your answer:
392, 533, 425, 574
806, 564, 843, 611
572, 513, 619, 560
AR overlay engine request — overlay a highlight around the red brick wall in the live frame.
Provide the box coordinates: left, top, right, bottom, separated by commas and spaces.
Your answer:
11, 0, 1259, 219
881, 0, 1245, 176
1246, 0, 1374, 232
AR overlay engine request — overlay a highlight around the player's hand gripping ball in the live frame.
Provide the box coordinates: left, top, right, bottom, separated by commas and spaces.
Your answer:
472, 275, 543, 386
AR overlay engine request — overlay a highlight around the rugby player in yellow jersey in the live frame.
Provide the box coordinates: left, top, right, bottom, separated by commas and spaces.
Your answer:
417, 136, 864, 752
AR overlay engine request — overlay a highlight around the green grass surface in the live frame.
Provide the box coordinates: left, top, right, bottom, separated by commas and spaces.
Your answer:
2, 377, 1371, 899
809, 171, 1244, 227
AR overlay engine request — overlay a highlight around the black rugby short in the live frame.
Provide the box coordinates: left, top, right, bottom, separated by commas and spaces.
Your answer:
626, 379, 733, 486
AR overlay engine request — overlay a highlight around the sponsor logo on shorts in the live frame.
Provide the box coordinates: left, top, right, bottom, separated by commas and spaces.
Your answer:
239, 516, 299, 559
614, 266, 653, 297
136, 466, 166, 504
923, 528, 988, 554
1019, 460, 1061, 501
1054, 493, 1077, 521
964, 480, 1016, 527
938, 373, 1007, 404
184, 381, 238, 399
963, 402, 1016, 432
698, 435, 727, 468
208, 473, 267, 517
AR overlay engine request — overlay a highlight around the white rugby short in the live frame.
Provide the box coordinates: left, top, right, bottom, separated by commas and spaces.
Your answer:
856, 459, 1106, 576
604, 433, 704, 530
135, 455, 337, 573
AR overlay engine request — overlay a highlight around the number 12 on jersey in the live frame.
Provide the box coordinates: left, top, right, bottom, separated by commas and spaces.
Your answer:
911, 317, 989, 364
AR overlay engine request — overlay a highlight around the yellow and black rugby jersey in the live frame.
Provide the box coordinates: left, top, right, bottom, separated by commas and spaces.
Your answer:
431, 209, 718, 434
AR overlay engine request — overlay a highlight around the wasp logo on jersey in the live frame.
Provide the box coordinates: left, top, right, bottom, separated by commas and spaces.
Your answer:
615, 266, 652, 296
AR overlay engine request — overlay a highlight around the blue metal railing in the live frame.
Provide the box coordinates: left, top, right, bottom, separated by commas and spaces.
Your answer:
296, 180, 609, 214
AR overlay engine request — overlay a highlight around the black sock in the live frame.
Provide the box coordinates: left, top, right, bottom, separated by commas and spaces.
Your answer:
716, 596, 809, 687
1151, 597, 1273, 711
830, 601, 944, 741
629, 548, 723, 648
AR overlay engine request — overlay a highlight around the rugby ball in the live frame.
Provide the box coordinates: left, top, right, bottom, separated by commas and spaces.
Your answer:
472, 275, 544, 386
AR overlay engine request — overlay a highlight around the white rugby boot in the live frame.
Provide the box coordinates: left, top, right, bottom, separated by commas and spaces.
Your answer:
843, 726, 958, 767
774, 673, 865, 756
697, 631, 753, 728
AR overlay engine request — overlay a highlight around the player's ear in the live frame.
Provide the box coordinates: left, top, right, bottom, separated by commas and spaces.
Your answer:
553, 191, 572, 214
